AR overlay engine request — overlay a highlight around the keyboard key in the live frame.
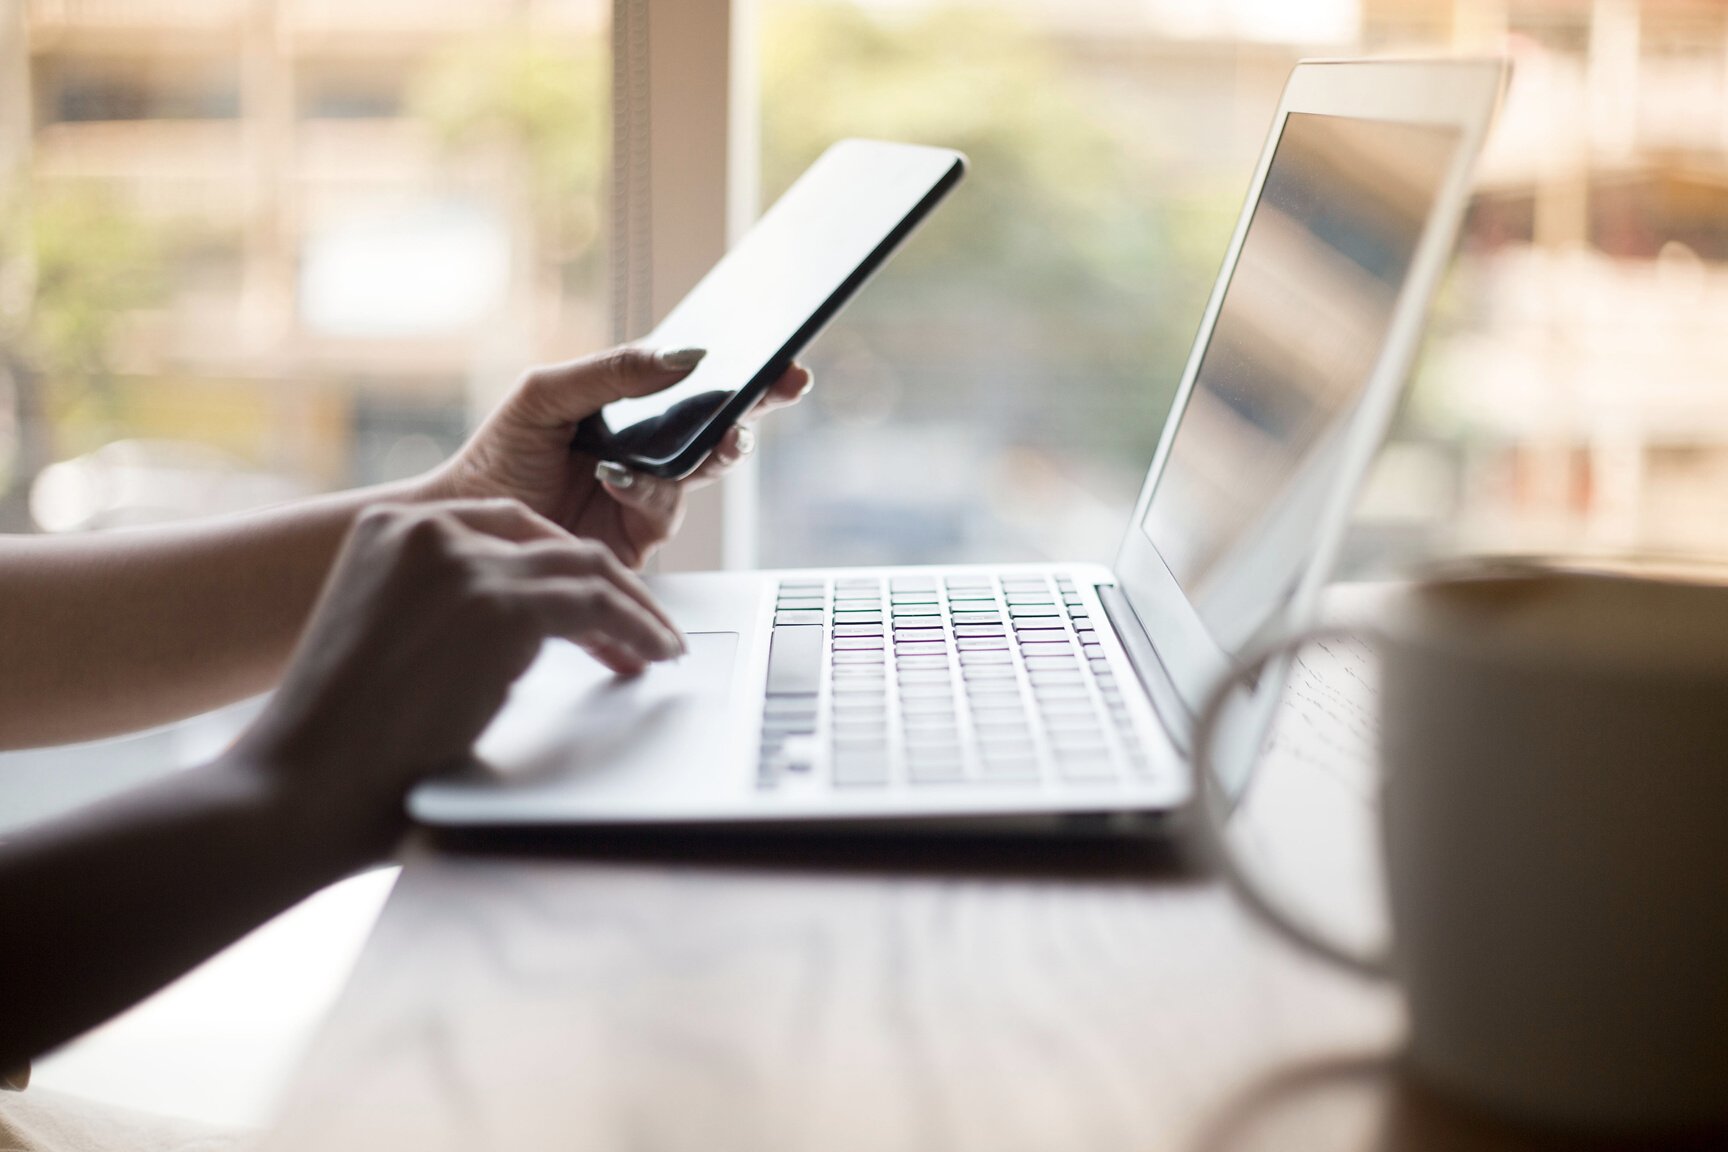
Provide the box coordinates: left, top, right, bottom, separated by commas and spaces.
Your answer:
1089, 658, 1113, 675
1014, 623, 1065, 636
1010, 607, 1061, 620
896, 668, 951, 684
898, 680, 958, 698
1056, 757, 1116, 783
833, 728, 889, 752
907, 760, 965, 784
892, 627, 945, 641
972, 706, 1030, 725
832, 636, 883, 651
832, 757, 889, 787
832, 650, 885, 665
766, 626, 822, 695
951, 611, 1002, 625
775, 610, 824, 626
945, 595, 998, 606
832, 679, 885, 696
1042, 712, 1104, 733
956, 636, 1010, 651
959, 649, 1012, 665
980, 763, 1039, 783
1023, 655, 1078, 671
952, 624, 1006, 637
1028, 668, 1083, 684
1018, 640, 1073, 655
962, 665, 1018, 681
902, 713, 959, 732
897, 654, 949, 669
891, 577, 937, 591
890, 593, 938, 605
895, 641, 948, 656
832, 664, 885, 679
901, 696, 959, 715
776, 596, 825, 609
891, 606, 941, 619
832, 625, 885, 639
1005, 594, 1055, 605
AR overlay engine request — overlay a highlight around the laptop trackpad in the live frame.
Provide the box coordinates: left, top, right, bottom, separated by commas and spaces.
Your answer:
458, 631, 741, 799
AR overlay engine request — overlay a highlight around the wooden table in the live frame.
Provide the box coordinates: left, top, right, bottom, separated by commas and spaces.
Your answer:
251, 634, 1643, 1152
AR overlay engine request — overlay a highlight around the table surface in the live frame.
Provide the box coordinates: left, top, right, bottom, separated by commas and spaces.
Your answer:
251, 626, 1649, 1152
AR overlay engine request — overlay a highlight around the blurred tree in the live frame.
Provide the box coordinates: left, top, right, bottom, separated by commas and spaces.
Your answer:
409, 27, 607, 304
760, 2, 1204, 466
0, 190, 163, 530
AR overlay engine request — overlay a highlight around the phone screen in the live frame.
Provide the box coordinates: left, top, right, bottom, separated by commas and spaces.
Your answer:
588, 140, 965, 476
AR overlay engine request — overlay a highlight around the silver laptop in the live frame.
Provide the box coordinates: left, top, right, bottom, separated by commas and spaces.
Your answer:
411, 58, 1506, 832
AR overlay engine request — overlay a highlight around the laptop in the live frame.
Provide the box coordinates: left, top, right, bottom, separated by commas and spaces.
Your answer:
410, 58, 1507, 833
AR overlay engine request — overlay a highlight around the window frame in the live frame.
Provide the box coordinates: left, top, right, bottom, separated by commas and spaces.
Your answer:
611, 0, 760, 572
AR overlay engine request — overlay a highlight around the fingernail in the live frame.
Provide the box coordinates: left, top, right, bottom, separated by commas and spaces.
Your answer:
734, 426, 756, 457
595, 460, 636, 490
654, 347, 707, 371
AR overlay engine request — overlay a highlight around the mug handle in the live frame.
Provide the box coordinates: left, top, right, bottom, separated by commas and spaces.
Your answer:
1192, 627, 1395, 982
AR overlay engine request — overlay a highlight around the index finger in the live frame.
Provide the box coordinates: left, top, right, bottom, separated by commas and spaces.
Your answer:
741, 364, 812, 422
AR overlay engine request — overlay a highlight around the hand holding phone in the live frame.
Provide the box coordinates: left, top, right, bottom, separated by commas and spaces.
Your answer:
573, 139, 966, 479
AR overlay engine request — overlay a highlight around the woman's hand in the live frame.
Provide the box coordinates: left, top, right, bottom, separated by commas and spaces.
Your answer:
234, 498, 685, 846
424, 346, 812, 568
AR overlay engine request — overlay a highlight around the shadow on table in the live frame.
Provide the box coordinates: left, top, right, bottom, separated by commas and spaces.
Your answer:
1190, 1051, 1728, 1152
425, 816, 1204, 885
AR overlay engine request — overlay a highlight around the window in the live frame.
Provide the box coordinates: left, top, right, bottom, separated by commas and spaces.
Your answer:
1, 1, 609, 534
754, 2, 1342, 567
8, 0, 1728, 571
755, 0, 1728, 572
43, 58, 242, 123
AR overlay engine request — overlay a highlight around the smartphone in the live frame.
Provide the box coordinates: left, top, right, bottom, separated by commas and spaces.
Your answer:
571, 139, 967, 478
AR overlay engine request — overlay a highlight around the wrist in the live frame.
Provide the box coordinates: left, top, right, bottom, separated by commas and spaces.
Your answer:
214, 739, 407, 875
383, 468, 458, 507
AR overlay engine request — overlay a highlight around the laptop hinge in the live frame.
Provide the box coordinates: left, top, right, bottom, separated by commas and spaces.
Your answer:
1097, 583, 1194, 754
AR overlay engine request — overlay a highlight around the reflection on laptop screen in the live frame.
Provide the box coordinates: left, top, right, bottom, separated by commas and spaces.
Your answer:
1142, 111, 1461, 656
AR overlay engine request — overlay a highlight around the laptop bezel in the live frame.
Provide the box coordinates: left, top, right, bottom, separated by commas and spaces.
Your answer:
1112, 57, 1507, 767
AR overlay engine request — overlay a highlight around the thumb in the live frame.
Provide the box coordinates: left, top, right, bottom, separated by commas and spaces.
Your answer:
518, 346, 708, 425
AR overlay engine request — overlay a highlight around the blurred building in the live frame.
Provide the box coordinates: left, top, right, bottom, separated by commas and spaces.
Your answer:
3, 0, 605, 528
1356, 0, 1728, 562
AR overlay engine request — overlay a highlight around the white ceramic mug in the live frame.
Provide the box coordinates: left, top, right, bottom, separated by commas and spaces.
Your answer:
1195, 567, 1728, 1132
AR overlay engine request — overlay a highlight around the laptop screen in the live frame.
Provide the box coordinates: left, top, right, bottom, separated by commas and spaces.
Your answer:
1140, 111, 1461, 656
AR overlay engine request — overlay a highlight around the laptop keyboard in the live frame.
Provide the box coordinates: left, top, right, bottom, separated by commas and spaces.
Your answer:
757, 572, 1154, 789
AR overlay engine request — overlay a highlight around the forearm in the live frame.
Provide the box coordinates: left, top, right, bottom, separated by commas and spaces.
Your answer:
0, 750, 391, 1075
0, 479, 425, 749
